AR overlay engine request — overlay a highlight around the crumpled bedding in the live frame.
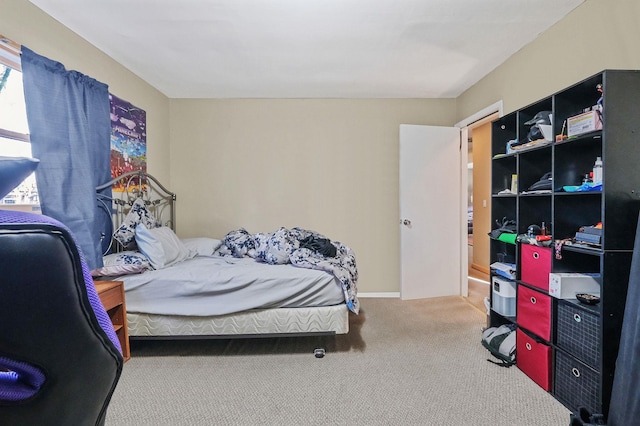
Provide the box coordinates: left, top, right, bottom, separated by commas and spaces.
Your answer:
215, 227, 359, 314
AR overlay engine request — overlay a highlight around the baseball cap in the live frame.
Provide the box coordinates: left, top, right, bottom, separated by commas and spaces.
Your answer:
524, 111, 552, 126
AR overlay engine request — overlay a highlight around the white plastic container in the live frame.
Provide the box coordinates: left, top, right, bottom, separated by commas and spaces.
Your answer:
593, 157, 603, 185
492, 276, 516, 317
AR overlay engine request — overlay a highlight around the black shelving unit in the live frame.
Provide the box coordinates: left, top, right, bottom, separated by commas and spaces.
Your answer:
489, 70, 640, 420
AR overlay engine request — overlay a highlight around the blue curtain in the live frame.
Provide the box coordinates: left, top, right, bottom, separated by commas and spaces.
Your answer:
21, 46, 112, 270
607, 213, 640, 426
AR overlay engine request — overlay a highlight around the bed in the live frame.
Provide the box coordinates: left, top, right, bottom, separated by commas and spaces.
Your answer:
94, 170, 358, 340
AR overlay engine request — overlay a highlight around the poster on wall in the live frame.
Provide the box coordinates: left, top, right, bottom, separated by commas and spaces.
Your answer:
109, 93, 147, 192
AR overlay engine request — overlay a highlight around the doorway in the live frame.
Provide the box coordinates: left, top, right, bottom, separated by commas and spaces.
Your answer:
456, 104, 501, 312
466, 120, 493, 312
398, 102, 502, 305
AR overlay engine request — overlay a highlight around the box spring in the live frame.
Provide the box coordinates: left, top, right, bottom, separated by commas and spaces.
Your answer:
127, 304, 349, 338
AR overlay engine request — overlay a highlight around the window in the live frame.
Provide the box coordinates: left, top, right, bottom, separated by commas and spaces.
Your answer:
0, 37, 39, 209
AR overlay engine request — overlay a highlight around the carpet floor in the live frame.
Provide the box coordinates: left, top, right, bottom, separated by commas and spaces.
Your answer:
106, 297, 570, 425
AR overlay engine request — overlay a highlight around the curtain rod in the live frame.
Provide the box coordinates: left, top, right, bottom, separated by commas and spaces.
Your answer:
0, 35, 22, 71
0, 35, 21, 54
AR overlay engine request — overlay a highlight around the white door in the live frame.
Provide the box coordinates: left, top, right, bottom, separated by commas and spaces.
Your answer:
400, 124, 461, 299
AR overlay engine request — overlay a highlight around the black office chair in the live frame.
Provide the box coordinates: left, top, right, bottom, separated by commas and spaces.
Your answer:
0, 209, 123, 425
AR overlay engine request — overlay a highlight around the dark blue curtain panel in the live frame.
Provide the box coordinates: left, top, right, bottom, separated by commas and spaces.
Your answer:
608, 212, 640, 426
21, 46, 112, 270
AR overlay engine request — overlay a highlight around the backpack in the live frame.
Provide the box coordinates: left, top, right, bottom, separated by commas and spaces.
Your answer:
481, 324, 516, 367
527, 172, 553, 191
488, 217, 517, 240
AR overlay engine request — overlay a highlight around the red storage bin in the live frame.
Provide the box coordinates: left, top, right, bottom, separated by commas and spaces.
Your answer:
517, 328, 552, 391
520, 244, 551, 291
517, 285, 551, 341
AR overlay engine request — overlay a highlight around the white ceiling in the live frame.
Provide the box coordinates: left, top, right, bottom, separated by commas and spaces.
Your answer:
28, 0, 583, 99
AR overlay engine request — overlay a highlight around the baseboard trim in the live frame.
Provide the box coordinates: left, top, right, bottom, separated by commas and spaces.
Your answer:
358, 292, 400, 298
471, 263, 490, 275
469, 276, 490, 285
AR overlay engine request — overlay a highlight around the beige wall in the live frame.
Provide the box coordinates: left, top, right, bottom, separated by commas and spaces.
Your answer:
457, 0, 640, 282
0, 0, 171, 184
2, 1, 458, 295
456, 0, 640, 120
170, 99, 456, 293
6, 0, 640, 294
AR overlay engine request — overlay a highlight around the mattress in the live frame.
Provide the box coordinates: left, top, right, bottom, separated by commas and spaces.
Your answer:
119, 255, 348, 337
120, 256, 345, 316
127, 304, 349, 337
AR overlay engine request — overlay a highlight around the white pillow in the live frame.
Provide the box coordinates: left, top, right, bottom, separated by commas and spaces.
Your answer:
135, 224, 194, 269
180, 238, 222, 257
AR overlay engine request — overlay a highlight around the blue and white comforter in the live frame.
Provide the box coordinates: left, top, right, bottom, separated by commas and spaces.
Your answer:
215, 227, 359, 314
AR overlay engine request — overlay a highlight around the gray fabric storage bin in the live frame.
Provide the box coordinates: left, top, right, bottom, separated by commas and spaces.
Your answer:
556, 301, 601, 369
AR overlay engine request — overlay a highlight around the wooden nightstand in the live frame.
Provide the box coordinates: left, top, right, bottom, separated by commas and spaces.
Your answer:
94, 281, 130, 362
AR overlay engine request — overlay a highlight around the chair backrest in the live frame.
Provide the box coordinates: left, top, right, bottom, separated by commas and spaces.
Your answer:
0, 210, 123, 425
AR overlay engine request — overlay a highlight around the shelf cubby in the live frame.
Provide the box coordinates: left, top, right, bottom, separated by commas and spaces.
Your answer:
489, 70, 640, 420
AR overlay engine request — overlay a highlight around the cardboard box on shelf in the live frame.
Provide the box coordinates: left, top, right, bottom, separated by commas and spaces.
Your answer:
548, 272, 600, 299
567, 110, 602, 137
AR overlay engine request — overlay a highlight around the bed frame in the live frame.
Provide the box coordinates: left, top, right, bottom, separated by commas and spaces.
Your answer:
96, 170, 176, 254
96, 170, 349, 340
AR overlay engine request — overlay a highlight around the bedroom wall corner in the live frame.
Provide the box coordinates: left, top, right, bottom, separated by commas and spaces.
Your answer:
455, 0, 640, 120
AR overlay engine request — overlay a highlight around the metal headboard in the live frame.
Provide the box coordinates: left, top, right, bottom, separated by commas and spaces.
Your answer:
96, 170, 176, 254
